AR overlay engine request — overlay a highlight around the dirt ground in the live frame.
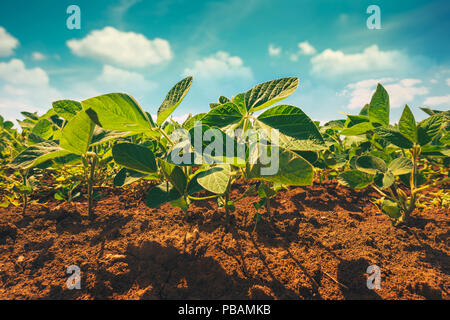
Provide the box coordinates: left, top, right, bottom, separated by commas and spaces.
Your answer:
0, 179, 448, 300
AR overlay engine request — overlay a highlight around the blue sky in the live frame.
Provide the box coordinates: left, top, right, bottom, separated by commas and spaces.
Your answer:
0, 0, 449, 125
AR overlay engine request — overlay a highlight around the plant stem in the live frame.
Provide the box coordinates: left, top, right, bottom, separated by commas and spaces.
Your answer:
22, 171, 28, 214
87, 155, 97, 219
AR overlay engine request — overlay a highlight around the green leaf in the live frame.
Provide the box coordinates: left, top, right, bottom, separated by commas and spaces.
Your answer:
247, 147, 313, 186
31, 118, 53, 140
159, 160, 187, 194
417, 114, 443, 146
90, 127, 133, 147
182, 113, 206, 131
381, 199, 401, 219
113, 168, 153, 187
375, 127, 413, 149
60, 111, 95, 155
52, 100, 82, 120
194, 164, 231, 194
340, 122, 375, 136
338, 170, 373, 189
356, 155, 387, 175
157, 76, 193, 126
10, 141, 71, 170
369, 83, 390, 126
388, 157, 413, 175
112, 143, 157, 174
374, 171, 395, 189
83, 93, 151, 132
398, 105, 417, 143
201, 102, 243, 128
245, 77, 299, 112
145, 182, 181, 209
257, 105, 325, 145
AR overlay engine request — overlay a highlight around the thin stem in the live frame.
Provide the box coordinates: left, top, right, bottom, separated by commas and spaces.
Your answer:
188, 194, 219, 201
87, 155, 97, 219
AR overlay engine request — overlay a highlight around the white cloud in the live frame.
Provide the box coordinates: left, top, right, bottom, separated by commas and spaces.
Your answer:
0, 59, 62, 122
0, 26, 19, 57
97, 65, 157, 92
32, 52, 46, 61
67, 26, 172, 68
0, 59, 49, 86
423, 95, 450, 106
446, 78, 450, 86
289, 41, 316, 61
311, 45, 407, 77
298, 41, 316, 55
342, 78, 429, 109
268, 44, 281, 57
183, 51, 253, 80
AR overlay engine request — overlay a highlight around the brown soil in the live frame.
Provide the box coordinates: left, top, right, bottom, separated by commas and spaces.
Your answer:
0, 180, 448, 300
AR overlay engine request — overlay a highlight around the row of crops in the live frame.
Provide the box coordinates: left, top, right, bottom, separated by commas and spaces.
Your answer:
0, 77, 448, 226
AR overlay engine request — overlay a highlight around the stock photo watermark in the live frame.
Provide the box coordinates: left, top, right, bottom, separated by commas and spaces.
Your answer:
366, 265, 381, 290
367, 5, 382, 29
66, 265, 81, 290
66, 5, 81, 30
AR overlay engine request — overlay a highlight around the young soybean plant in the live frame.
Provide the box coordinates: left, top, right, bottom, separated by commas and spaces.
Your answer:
190, 77, 327, 225
84, 77, 199, 214
339, 104, 448, 225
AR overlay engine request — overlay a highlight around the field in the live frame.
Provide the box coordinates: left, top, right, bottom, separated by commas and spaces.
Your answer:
0, 77, 449, 300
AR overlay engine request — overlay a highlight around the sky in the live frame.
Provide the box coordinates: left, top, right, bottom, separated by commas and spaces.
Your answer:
0, 0, 449, 126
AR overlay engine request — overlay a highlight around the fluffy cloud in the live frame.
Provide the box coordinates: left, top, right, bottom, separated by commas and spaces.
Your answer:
268, 44, 281, 57
97, 65, 157, 93
289, 41, 316, 61
0, 59, 49, 86
446, 78, 450, 86
0, 26, 19, 57
32, 52, 46, 61
67, 26, 172, 68
298, 41, 316, 55
311, 45, 407, 77
423, 95, 450, 106
342, 78, 429, 109
0, 59, 62, 121
183, 51, 253, 80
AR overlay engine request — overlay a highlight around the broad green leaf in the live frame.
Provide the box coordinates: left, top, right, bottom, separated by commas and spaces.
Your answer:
112, 143, 157, 173
113, 168, 155, 187
60, 111, 95, 155
183, 113, 206, 131
356, 155, 387, 175
417, 114, 443, 146
375, 127, 413, 149
219, 96, 230, 104
201, 102, 243, 128
52, 100, 82, 120
338, 170, 373, 189
340, 122, 375, 136
369, 84, 389, 126
398, 105, 417, 143
83, 93, 151, 132
374, 171, 395, 189
159, 160, 187, 194
195, 164, 231, 194
145, 182, 182, 209
247, 147, 313, 186
257, 105, 325, 145
90, 127, 134, 146
59, 112, 95, 155
441, 132, 450, 146
359, 104, 370, 116
157, 76, 193, 126
388, 157, 412, 175
31, 118, 53, 140
381, 199, 401, 219
10, 141, 71, 170
245, 77, 299, 112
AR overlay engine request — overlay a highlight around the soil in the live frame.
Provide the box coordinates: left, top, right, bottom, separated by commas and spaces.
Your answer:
0, 179, 448, 300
